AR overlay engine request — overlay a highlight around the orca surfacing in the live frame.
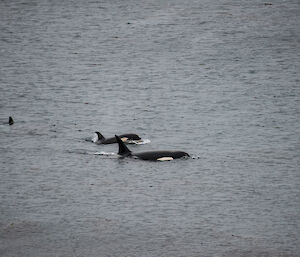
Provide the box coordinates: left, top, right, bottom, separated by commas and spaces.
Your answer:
115, 135, 189, 161
93, 131, 141, 144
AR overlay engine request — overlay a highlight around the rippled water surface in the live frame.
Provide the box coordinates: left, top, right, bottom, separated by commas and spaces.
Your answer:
1, 0, 299, 256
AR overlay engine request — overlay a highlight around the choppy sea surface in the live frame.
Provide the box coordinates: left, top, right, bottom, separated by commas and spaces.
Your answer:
0, 0, 299, 256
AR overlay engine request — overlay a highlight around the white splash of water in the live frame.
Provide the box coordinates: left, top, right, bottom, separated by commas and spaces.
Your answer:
91, 133, 98, 143
93, 151, 116, 156
127, 139, 151, 145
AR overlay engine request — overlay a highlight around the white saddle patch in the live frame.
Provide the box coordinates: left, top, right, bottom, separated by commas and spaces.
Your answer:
157, 157, 174, 161
121, 137, 128, 142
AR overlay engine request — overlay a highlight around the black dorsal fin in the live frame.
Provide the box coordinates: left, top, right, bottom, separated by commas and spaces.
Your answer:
9, 116, 14, 125
115, 135, 131, 156
95, 131, 105, 141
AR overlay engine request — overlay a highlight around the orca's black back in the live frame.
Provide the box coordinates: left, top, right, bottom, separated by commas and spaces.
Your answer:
134, 151, 189, 160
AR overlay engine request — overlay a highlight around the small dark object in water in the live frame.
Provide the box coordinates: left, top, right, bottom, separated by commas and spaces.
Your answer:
9, 116, 14, 125
264, 3, 273, 5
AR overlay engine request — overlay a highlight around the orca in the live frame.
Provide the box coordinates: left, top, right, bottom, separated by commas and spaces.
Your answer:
9, 116, 14, 125
115, 135, 189, 161
93, 131, 141, 144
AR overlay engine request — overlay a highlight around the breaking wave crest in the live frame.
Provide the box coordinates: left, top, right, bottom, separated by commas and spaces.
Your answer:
93, 151, 117, 156
128, 139, 151, 145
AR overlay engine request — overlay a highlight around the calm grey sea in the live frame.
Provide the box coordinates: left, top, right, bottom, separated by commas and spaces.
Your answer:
0, 0, 299, 256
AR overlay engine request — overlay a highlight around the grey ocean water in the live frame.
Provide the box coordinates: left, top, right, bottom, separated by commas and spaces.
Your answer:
0, 0, 299, 256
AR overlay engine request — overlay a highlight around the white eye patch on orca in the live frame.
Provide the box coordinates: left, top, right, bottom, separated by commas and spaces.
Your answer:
157, 157, 174, 161
121, 137, 128, 142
